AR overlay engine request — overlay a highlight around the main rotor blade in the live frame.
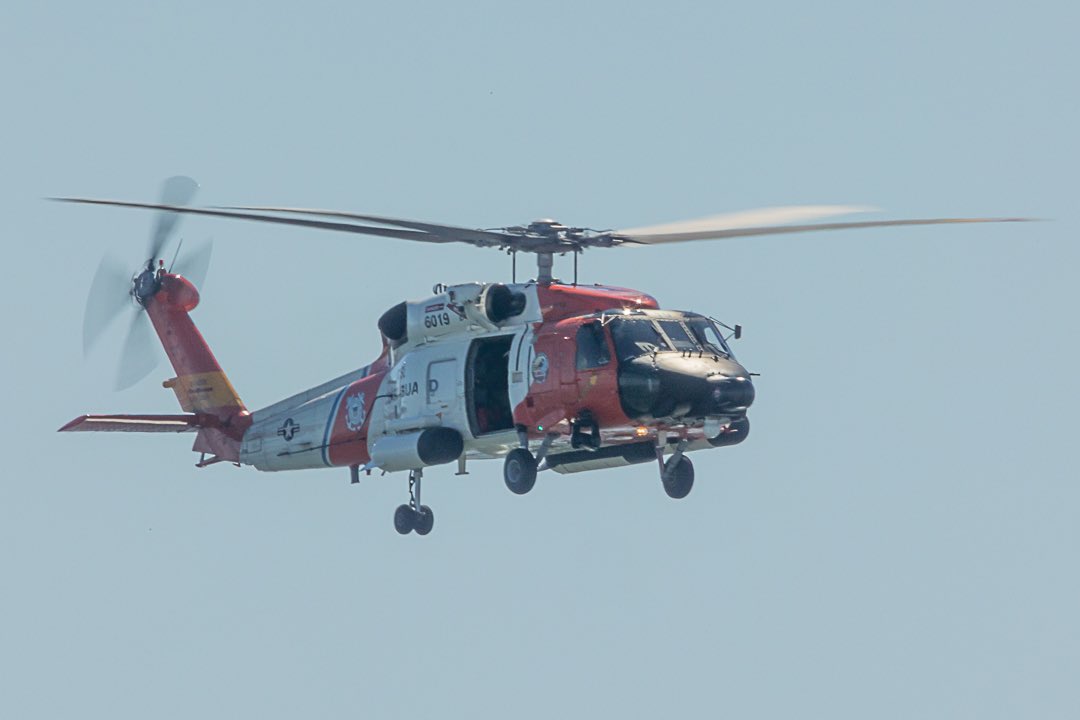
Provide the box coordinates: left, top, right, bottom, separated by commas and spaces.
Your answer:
83, 253, 131, 355
219, 206, 511, 246
615, 205, 875, 238
172, 239, 213, 289
616, 216, 1033, 245
115, 311, 159, 391
51, 198, 461, 244
149, 176, 199, 261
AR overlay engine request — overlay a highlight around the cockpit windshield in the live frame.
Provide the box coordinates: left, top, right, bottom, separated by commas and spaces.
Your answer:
608, 314, 734, 360
657, 320, 698, 352
686, 316, 733, 357
610, 318, 670, 360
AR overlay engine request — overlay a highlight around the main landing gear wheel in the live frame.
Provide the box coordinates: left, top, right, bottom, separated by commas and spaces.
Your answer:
662, 456, 695, 499
504, 448, 537, 495
394, 469, 435, 535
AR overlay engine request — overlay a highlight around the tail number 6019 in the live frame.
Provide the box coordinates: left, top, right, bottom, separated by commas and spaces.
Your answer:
424, 311, 452, 329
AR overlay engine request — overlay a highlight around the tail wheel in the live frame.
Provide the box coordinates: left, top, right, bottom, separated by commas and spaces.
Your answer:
415, 505, 435, 535
504, 448, 538, 495
663, 456, 695, 499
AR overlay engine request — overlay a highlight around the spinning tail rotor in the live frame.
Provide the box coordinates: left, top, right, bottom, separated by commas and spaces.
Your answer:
80, 176, 211, 390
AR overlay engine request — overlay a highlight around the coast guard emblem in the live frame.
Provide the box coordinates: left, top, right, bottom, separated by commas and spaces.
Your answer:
345, 392, 367, 431
531, 353, 549, 384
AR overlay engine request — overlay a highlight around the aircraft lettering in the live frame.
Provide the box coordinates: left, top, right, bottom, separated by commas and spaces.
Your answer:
400, 381, 420, 397
424, 312, 453, 329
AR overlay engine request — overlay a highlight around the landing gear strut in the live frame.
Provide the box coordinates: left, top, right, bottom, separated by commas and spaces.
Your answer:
504, 431, 557, 495
394, 469, 434, 535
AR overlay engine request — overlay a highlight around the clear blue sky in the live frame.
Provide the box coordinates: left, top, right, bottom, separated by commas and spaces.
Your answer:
2, 2, 1077, 718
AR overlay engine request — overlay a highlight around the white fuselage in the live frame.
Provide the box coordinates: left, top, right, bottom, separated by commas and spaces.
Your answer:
239, 282, 543, 472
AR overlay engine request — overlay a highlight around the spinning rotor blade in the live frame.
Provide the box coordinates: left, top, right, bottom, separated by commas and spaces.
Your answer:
83, 253, 132, 354
148, 176, 199, 261
115, 311, 159, 391
614, 206, 1031, 245
615, 205, 874, 238
172, 239, 213, 289
219, 206, 510, 246
55, 194, 1034, 263
50, 198, 453, 244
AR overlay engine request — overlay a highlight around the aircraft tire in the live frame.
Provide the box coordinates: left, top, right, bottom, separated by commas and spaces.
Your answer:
504, 448, 538, 495
663, 456, 694, 499
394, 504, 415, 534
415, 505, 435, 535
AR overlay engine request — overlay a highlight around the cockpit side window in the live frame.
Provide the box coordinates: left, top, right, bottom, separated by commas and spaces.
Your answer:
657, 320, 699, 352
576, 322, 611, 370
687, 317, 732, 357
611, 318, 670, 360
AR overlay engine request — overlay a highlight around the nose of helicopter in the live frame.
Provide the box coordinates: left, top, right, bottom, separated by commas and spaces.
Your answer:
618, 353, 755, 420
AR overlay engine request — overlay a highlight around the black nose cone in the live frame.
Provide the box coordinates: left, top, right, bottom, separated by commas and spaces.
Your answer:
710, 375, 756, 413
618, 354, 754, 421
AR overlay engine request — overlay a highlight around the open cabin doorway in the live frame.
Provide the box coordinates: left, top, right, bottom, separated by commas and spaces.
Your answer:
467, 335, 515, 437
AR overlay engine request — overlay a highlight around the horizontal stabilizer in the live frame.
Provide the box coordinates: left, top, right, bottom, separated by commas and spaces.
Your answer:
59, 414, 200, 433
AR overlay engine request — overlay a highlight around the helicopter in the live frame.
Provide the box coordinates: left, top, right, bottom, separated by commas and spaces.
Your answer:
55, 178, 1027, 535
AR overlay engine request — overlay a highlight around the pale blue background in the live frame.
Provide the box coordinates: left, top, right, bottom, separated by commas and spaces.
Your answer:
2, 2, 1077, 718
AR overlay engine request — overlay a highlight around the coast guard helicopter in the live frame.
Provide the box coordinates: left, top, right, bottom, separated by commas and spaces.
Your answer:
55, 178, 1026, 535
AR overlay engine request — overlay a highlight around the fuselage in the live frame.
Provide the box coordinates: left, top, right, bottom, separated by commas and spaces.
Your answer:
237, 281, 754, 475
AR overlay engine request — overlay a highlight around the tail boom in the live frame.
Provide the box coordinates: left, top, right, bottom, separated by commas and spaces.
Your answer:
147, 274, 246, 421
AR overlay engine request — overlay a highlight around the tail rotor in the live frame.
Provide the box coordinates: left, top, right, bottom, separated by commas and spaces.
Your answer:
82, 253, 132, 355
115, 308, 160, 390
81, 175, 203, 390
148, 175, 199, 267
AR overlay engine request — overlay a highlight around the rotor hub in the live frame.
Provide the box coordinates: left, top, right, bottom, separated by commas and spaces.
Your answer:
132, 267, 160, 307
527, 219, 565, 236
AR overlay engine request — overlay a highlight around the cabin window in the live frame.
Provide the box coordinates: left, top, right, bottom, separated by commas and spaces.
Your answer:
576, 323, 610, 370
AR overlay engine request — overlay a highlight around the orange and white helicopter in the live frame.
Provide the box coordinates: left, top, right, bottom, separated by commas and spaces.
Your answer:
56, 178, 1026, 535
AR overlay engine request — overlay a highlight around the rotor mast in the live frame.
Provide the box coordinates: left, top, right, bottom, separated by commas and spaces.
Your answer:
507, 219, 587, 285
536, 252, 554, 284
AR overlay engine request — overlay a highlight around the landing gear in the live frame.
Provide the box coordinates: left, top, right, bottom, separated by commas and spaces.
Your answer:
394, 469, 435, 535
662, 456, 695, 499
658, 439, 694, 499
504, 448, 537, 494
